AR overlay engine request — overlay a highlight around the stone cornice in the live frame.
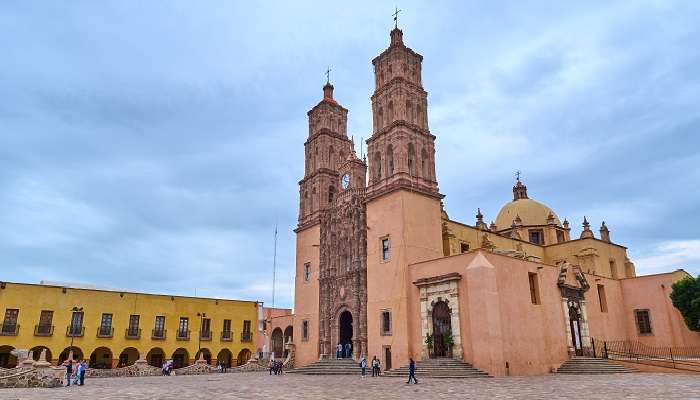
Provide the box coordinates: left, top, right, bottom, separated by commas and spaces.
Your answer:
371, 43, 423, 65
366, 121, 435, 144
413, 272, 462, 287
365, 179, 444, 203
307, 98, 348, 116
298, 168, 340, 185
305, 129, 352, 146
294, 217, 320, 233
371, 77, 427, 100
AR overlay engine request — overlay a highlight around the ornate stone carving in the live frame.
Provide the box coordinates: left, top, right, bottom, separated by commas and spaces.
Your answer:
318, 188, 368, 359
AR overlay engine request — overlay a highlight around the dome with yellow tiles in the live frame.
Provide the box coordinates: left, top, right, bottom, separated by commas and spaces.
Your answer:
494, 180, 562, 230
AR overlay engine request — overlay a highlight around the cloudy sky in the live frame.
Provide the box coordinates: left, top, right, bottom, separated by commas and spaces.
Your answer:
1, 1, 698, 309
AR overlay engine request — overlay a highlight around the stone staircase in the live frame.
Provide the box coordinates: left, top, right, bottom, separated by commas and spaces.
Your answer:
383, 358, 490, 378
286, 358, 360, 375
556, 356, 636, 374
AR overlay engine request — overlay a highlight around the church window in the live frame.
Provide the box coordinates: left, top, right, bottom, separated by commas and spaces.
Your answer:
609, 260, 618, 279
328, 186, 335, 204
387, 144, 394, 176
460, 242, 469, 253
302, 320, 309, 341
381, 237, 391, 262
528, 229, 544, 245
421, 148, 429, 179
528, 272, 540, 305
635, 309, 652, 335
380, 310, 392, 336
329, 146, 335, 168
303, 263, 311, 282
374, 152, 382, 181
407, 143, 416, 175
377, 107, 384, 129
388, 101, 394, 122
597, 285, 608, 313
405, 100, 412, 122
416, 104, 423, 126
556, 230, 565, 243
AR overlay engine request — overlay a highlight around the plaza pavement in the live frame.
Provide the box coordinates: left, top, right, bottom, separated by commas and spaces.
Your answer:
0, 371, 697, 400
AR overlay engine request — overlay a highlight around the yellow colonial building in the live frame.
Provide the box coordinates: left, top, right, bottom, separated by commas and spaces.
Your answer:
0, 281, 258, 369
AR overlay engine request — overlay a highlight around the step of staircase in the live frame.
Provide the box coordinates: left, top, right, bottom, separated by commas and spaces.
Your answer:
383, 358, 490, 378
286, 359, 361, 375
556, 356, 636, 374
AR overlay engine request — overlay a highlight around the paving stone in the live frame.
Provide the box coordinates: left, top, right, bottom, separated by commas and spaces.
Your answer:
0, 371, 695, 400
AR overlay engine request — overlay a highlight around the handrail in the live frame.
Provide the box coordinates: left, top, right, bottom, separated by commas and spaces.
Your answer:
592, 338, 700, 372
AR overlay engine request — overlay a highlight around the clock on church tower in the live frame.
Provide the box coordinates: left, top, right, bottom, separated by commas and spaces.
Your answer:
337, 150, 367, 192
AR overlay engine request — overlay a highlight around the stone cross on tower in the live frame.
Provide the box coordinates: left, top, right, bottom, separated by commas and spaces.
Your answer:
393, 7, 402, 28
325, 66, 331, 84
516, 170, 522, 181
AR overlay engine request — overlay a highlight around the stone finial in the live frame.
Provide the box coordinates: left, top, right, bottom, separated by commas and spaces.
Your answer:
481, 234, 496, 251
475, 208, 488, 230
510, 222, 522, 240
489, 220, 497, 231
390, 27, 404, 46
513, 179, 528, 200
547, 212, 556, 225
323, 82, 334, 100
599, 221, 611, 243
580, 216, 594, 239
563, 218, 570, 230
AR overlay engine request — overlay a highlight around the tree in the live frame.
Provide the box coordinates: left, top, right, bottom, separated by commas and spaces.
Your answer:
670, 276, 700, 331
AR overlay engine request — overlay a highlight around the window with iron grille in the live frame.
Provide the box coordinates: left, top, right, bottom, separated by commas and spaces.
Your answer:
99, 313, 113, 335
70, 311, 84, 335
154, 316, 165, 333
380, 310, 392, 336
201, 318, 211, 336
381, 237, 390, 262
128, 315, 140, 335
2, 309, 18, 333
302, 320, 309, 341
178, 317, 189, 336
304, 263, 311, 282
37, 310, 53, 334
223, 319, 231, 334
635, 309, 652, 335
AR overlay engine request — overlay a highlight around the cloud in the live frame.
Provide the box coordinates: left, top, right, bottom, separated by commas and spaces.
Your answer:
0, 1, 699, 308
635, 240, 700, 276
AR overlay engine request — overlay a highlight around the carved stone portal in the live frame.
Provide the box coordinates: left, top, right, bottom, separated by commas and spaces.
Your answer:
414, 273, 463, 360
318, 189, 368, 360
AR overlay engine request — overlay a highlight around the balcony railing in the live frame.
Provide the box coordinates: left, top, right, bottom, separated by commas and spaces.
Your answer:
66, 325, 85, 337
34, 324, 54, 337
176, 329, 190, 341
200, 330, 212, 341
151, 329, 166, 340
0, 324, 19, 336
241, 331, 252, 342
96, 326, 114, 338
220, 330, 232, 342
125, 328, 141, 339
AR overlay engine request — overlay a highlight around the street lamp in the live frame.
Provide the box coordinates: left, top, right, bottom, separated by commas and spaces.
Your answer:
68, 306, 83, 363
196, 312, 206, 360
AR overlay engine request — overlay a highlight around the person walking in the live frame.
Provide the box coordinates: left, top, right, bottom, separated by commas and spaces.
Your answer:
359, 356, 367, 378
79, 360, 87, 386
371, 356, 378, 377
64, 359, 73, 386
336, 343, 343, 359
269, 359, 274, 375
407, 358, 418, 384
345, 343, 352, 359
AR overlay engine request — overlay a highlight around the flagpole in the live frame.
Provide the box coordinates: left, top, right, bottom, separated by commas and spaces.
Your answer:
272, 223, 278, 309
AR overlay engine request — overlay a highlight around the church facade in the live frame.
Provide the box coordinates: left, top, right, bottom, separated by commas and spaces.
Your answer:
278, 28, 700, 376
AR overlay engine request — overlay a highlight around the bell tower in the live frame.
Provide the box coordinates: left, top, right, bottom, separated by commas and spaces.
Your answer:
298, 82, 354, 230
365, 27, 440, 200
